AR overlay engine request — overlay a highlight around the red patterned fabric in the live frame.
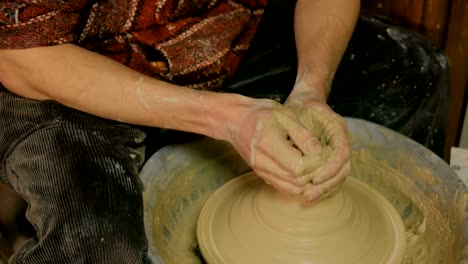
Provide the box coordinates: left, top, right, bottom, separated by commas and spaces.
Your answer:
0, 0, 267, 90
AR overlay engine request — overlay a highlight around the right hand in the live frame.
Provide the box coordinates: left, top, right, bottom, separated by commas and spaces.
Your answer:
220, 96, 323, 195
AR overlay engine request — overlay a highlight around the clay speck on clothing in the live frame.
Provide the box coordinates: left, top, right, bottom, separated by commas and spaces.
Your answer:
135, 77, 151, 110
386, 28, 408, 49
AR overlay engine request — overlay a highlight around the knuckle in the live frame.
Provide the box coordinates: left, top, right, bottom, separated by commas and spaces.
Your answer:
290, 158, 305, 175
336, 147, 351, 162
288, 185, 303, 195
307, 136, 320, 145
305, 193, 314, 201
281, 170, 293, 179
315, 170, 330, 183
298, 172, 316, 186
321, 182, 339, 196
308, 188, 324, 200
301, 133, 315, 145
295, 176, 306, 186
291, 127, 302, 140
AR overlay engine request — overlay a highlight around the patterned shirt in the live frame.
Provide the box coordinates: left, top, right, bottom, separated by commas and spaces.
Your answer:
0, 0, 267, 89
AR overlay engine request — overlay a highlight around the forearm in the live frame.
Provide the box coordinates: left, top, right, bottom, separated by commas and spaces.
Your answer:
0, 44, 237, 139
293, 0, 360, 99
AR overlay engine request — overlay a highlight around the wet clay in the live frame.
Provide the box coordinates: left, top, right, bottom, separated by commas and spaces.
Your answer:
352, 151, 462, 264
197, 172, 406, 264
144, 147, 464, 264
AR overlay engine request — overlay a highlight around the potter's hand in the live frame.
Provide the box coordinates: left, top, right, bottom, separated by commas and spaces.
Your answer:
285, 87, 352, 202
221, 96, 321, 195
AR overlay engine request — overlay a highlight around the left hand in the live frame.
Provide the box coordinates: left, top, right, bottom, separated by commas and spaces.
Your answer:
284, 82, 352, 202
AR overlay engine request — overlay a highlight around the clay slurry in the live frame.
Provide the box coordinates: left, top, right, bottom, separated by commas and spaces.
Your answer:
197, 172, 407, 263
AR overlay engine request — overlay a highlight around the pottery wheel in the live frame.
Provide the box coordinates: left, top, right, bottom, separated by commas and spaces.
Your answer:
197, 172, 407, 263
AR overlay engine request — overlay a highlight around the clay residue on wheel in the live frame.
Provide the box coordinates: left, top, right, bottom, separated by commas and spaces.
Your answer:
198, 172, 407, 263
352, 151, 463, 263
145, 151, 466, 264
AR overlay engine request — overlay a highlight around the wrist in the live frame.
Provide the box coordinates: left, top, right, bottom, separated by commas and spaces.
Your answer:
206, 93, 278, 142
290, 66, 332, 104
203, 92, 253, 141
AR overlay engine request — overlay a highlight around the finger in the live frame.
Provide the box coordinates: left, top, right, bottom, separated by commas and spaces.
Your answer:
259, 125, 306, 175
313, 147, 351, 184
299, 153, 326, 177
295, 145, 332, 185
274, 109, 322, 155
334, 114, 352, 142
276, 111, 322, 176
259, 172, 304, 195
314, 110, 349, 148
304, 180, 345, 202
303, 137, 322, 155
304, 107, 350, 184
304, 160, 351, 202
253, 153, 299, 184
295, 168, 320, 186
